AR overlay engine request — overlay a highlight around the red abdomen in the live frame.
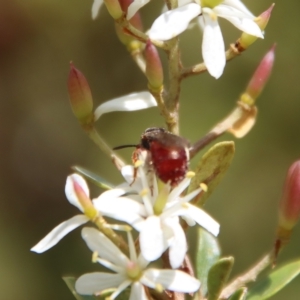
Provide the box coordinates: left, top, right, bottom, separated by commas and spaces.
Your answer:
150, 141, 188, 186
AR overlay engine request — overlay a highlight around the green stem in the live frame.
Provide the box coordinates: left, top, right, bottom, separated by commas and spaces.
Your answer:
131, 48, 146, 73
116, 17, 168, 50
165, 39, 182, 134
83, 125, 125, 170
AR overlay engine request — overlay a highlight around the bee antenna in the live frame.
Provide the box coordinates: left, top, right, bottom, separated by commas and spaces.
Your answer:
113, 144, 138, 150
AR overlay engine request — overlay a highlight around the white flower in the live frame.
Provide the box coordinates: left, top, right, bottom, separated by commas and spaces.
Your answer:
31, 174, 92, 253
31, 91, 157, 253
75, 227, 201, 299
93, 152, 220, 268
148, 0, 264, 78
94, 91, 157, 121
92, 0, 104, 19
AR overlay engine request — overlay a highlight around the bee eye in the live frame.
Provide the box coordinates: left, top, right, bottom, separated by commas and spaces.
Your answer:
141, 138, 151, 150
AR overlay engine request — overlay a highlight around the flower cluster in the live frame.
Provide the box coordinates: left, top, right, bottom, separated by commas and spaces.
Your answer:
149, 0, 263, 78
32, 111, 219, 297
93, 0, 264, 78
32, 150, 219, 298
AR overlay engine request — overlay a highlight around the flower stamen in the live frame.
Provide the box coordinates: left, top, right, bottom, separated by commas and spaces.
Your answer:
200, 182, 208, 192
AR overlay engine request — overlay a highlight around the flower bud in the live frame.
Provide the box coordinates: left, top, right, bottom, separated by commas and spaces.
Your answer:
104, 0, 123, 19
273, 160, 300, 264
240, 45, 275, 106
239, 4, 274, 50
145, 40, 163, 89
70, 175, 98, 220
68, 63, 94, 123
279, 160, 300, 231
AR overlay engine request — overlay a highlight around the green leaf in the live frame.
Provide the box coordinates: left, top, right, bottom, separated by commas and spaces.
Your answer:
207, 257, 234, 300
247, 260, 300, 300
72, 166, 114, 190
188, 141, 235, 206
229, 287, 247, 300
63, 277, 98, 300
195, 227, 221, 296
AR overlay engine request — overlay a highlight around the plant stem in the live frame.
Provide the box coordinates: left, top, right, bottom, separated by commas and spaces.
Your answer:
117, 17, 168, 50
130, 47, 146, 73
165, 38, 182, 134
219, 253, 272, 299
94, 216, 128, 254
84, 125, 125, 170
190, 102, 255, 158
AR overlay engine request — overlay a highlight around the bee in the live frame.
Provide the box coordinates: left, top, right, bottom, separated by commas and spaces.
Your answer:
114, 127, 190, 187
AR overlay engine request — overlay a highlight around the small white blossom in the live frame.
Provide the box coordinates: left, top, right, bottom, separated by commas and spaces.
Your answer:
75, 227, 201, 299
148, 0, 263, 78
93, 152, 220, 268
31, 174, 91, 253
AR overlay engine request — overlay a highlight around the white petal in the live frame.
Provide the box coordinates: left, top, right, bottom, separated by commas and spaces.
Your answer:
214, 5, 254, 19
65, 174, 90, 211
139, 216, 166, 261
93, 197, 146, 230
129, 282, 148, 300
127, 0, 150, 20
94, 92, 157, 121
81, 227, 129, 267
31, 215, 89, 253
92, 0, 104, 20
115, 181, 139, 194
121, 165, 143, 192
201, 14, 225, 79
148, 3, 201, 40
138, 254, 150, 270
223, 0, 254, 17
221, 14, 263, 38
121, 165, 135, 183
142, 269, 201, 292
94, 195, 146, 216
95, 188, 127, 201
164, 218, 187, 269
178, 0, 194, 6
181, 215, 196, 226
75, 272, 124, 295
179, 204, 220, 236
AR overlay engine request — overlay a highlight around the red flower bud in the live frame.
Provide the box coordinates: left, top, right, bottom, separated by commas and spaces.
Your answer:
273, 160, 300, 264
145, 40, 163, 89
68, 63, 93, 122
279, 160, 300, 230
70, 175, 98, 220
241, 45, 275, 106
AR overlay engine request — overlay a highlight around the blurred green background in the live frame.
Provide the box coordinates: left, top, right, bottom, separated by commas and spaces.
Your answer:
1, 0, 300, 299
